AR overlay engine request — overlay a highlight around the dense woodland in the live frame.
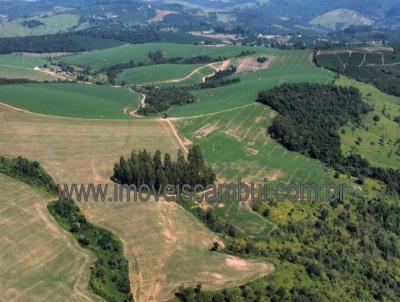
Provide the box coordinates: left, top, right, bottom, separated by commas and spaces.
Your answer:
112, 146, 216, 190
257, 83, 400, 194
135, 86, 196, 115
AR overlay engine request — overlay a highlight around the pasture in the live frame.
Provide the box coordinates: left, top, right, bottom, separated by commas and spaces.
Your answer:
0, 14, 80, 37
62, 43, 265, 70
116, 63, 210, 85
0, 83, 141, 119
336, 77, 400, 169
0, 174, 101, 302
176, 103, 328, 234
0, 53, 54, 81
0, 105, 273, 302
170, 49, 333, 117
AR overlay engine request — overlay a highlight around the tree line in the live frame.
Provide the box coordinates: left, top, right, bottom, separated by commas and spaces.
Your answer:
112, 146, 216, 190
257, 83, 399, 194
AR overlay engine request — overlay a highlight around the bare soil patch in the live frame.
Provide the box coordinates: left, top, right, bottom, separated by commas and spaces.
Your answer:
194, 123, 219, 138
237, 56, 275, 73
149, 9, 177, 22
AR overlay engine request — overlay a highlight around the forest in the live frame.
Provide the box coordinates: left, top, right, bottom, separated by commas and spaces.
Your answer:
112, 146, 216, 190
257, 83, 400, 194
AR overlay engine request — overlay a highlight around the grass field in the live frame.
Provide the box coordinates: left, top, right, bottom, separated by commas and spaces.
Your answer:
170, 49, 333, 117
116, 64, 206, 85
62, 43, 266, 70
176, 103, 329, 235
336, 77, 400, 169
0, 53, 55, 81
0, 173, 102, 302
0, 106, 273, 302
0, 14, 80, 37
0, 83, 141, 119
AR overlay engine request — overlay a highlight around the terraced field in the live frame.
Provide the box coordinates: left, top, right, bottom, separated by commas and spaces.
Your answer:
336, 77, 400, 169
170, 49, 333, 117
0, 174, 101, 302
0, 53, 54, 81
0, 105, 273, 302
0, 83, 141, 119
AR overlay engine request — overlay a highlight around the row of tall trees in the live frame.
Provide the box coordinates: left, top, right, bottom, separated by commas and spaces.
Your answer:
112, 145, 216, 189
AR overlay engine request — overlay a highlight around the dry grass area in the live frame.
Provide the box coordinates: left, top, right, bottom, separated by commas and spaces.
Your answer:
0, 105, 273, 302
149, 9, 177, 22
0, 174, 102, 302
237, 56, 276, 73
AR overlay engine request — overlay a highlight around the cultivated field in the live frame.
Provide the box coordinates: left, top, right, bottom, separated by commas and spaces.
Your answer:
170, 49, 333, 117
336, 77, 400, 169
0, 83, 141, 119
0, 53, 54, 81
62, 43, 267, 70
0, 174, 102, 302
0, 105, 273, 302
176, 103, 328, 234
0, 14, 80, 37
116, 64, 210, 85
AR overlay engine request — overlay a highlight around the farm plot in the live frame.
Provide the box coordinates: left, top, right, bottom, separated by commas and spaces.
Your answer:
176, 103, 328, 234
62, 43, 267, 71
170, 49, 333, 117
0, 53, 54, 81
336, 77, 400, 169
0, 174, 101, 302
116, 64, 209, 85
0, 105, 273, 302
0, 83, 141, 119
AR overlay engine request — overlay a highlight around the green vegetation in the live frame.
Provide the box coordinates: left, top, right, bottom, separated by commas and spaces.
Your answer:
0, 155, 57, 193
0, 83, 141, 119
0, 53, 54, 81
136, 86, 196, 115
116, 64, 203, 85
316, 49, 400, 96
0, 14, 80, 38
336, 77, 400, 169
112, 146, 216, 190
62, 43, 259, 70
170, 49, 333, 117
49, 199, 133, 302
257, 83, 399, 194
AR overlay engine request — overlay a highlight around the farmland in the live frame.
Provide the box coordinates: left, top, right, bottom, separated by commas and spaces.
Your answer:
0, 83, 141, 119
0, 174, 101, 302
62, 43, 261, 70
0, 14, 81, 38
170, 49, 333, 117
116, 64, 210, 85
0, 53, 54, 80
336, 77, 400, 169
316, 48, 400, 96
0, 105, 273, 302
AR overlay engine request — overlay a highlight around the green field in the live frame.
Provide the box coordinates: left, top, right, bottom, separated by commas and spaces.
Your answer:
62, 43, 264, 70
116, 63, 206, 85
170, 49, 333, 117
176, 103, 329, 236
0, 14, 81, 37
0, 173, 100, 302
336, 77, 400, 169
0, 83, 140, 119
0, 53, 55, 80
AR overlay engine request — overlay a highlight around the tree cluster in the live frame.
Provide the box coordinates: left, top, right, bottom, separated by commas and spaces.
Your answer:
0, 155, 57, 193
112, 146, 216, 190
135, 86, 196, 115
